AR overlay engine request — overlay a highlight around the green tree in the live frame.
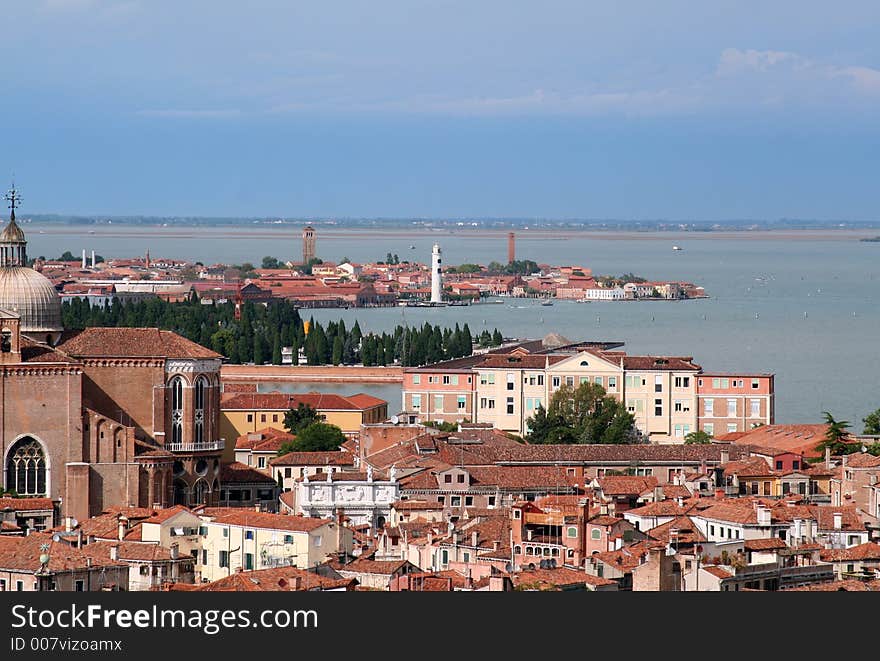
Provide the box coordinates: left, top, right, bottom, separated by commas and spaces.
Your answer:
287, 422, 346, 452
331, 334, 343, 365
283, 403, 325, 435
684, 430, 713, 444
863, 408, 880, 435
492, 328, 503, 346
261, 256, 282, 269
526, 382, 637, 445
815, 411, 858, 457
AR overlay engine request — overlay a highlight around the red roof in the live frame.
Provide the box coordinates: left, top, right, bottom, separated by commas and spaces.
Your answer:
201, 509, 330, 532
0, 497, 54, 512
219, 461, 278, 484
235, 427, 296, 452
221, 392, 386, 412
57, 328, 221, 359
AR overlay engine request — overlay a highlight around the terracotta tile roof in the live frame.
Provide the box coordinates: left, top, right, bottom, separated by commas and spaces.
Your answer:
221, 392, 386, 412
785, 579, 880, 592
140, 505, 193, 524
477, 354, 567, 369
79, 507, 158, 539
744, 538, 788, 551
19, 337, 80, 364
843, 453, 880, 468
392, 500, 439, 511
647, 516, 706, 544
512, 567, 616, 590
727, 424, 849, 458
465, 466, 581, 490
57, 328, 220, 359
590, 515, 621, 527
235, 427, 296, 452
722, 457, 774, 478
592, 541, 664, 572
279, 491, 295, 512
201, 509, 330, 532
660, 485, 693, 500
301, 471, 369, 483
269, 450, 354, 467
618, 355, 701, 371
626, 501, 693, 518
87, 541, 176, 562
219, 461, 277, 484
696, 502, 763, 525
597, 475, 659, 496
702, 565, 734, 580
0, 533, 127, 572
0, 497, 54, 512
819, 542, 880, 562
493, 443, 751, 465
814, 506, 864, 531
345, 393, 388, 409
195, 566, 356, 591
336, 558, 413, 575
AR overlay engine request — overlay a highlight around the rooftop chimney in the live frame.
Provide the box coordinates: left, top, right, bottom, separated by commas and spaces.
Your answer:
756, 505, 771, 527
833, 512, 843, 530
720, 449, 730, 464
109, 545, 119, 561
653, 485, 664, 502
117, 519, 126, 541
825, 446, 832, 469
471, 531, 479, 547
170, 544, 179, 560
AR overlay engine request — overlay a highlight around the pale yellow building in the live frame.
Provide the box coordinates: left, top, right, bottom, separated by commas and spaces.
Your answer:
197, 509, 353, 582
219, 391, 387, 459
473, 348, 701, 443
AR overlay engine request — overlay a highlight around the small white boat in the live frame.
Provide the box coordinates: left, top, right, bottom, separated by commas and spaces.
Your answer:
672, 245, 682, 251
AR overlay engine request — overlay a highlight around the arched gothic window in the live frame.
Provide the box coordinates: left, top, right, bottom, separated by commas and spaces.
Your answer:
5, 437, 47, 496
170, 377, 184, 444
194, 377, 207, 444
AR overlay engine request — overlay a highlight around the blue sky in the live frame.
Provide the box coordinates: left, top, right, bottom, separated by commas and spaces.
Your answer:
2, 1, 879, 220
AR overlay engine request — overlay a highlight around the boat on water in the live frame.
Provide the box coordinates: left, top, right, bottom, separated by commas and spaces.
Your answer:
672, 245, 682, 251
540, 300, 553, 306
409, 245, 416, 249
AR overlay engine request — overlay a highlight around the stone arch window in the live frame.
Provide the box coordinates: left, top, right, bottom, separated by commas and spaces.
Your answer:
1, 329, 11, 353
5, 437, 47, 496
192, 479, 209, 505
193, 376, 208, 444
169, 376, 184, 444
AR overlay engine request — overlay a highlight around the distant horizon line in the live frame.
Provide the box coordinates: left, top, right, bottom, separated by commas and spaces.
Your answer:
14, 214, 880, 228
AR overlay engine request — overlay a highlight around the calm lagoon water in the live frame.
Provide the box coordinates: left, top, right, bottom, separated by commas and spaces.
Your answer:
23, 223, 880, 427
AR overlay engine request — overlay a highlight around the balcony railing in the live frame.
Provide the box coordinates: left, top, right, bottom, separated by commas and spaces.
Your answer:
166, 440, 225, 453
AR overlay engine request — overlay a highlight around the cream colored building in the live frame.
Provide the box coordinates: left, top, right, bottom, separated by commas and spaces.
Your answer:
197, 510, 353, 582
473, 349, 701, 443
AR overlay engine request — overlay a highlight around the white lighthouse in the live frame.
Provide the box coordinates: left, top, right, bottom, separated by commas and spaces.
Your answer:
430, 243, 443, 303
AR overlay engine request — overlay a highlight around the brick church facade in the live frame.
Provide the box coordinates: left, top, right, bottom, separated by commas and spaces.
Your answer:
0, 194, 224, 524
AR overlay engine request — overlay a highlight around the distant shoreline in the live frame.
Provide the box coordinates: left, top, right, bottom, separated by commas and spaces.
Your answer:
17, 224, 880, 242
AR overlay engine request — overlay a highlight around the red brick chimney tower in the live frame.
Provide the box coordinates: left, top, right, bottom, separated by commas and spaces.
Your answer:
507, 232, 515, 264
